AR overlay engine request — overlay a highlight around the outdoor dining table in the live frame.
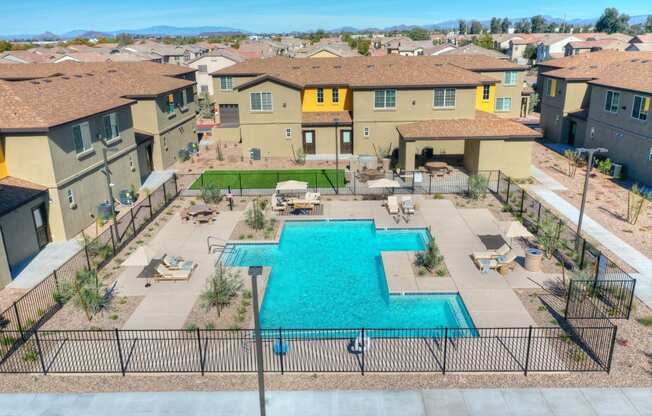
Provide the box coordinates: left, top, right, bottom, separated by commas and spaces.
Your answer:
187, 204, 213, 216
425, 161, 451, 173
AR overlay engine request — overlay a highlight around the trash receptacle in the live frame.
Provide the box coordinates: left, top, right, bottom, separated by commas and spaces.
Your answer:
525, 248, 543, 272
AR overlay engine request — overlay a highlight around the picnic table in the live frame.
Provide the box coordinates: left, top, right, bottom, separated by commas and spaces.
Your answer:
424, 161, 451, 173
188, 204, 213, 216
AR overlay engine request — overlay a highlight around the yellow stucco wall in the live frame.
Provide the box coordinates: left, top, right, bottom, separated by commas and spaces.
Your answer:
309, 50, 339, 58
475, 85, 496, 113
302, 87, 352, 112
0, 137, 7, 179
463, 139, 533, 178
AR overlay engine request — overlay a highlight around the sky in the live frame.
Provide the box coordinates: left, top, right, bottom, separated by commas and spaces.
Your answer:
2, 0, 650, 35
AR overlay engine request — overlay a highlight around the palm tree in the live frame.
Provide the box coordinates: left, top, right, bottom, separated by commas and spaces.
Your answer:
200, 263, 242, 317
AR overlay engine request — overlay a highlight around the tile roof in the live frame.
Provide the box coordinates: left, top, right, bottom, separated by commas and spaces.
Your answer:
537, 50, 652, 68
632, 34, 652, 43
213, 55, 525, 89
438, 44, 508, 60
566, 40, 628, 49
397, 111, 541, 140
302, 111, 352, 126
0, 61, 194, 81
186, 48, 247, 64
0, 176, 47, 217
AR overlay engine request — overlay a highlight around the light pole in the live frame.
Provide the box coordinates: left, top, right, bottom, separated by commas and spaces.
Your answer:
575, 147, 608, 248
334, 118, 339, 195
100, 147, 119, 242
248, 266, 266, 416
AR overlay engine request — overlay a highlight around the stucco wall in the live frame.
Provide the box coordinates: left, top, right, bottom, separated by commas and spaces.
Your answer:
464, 139, 533, 178
0, 193, 49, 272
154, 116, 196, 170
480, 70, 524, 118
188, 56, 238, 96
0, 230, 11, 287
240, 123, 302, 159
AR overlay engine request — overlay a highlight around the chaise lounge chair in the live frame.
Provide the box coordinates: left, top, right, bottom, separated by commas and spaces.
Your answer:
386, 195, 399, 215
271, 192, 287, 212
155, 263, 196, 282
400, 196, 415, 214
305, 192, 321, 204
472, 243, 510, 261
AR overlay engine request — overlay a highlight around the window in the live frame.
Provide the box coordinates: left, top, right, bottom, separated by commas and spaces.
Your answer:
285, 128, 292, 138
66, 189, 75, 205
72, 122, 92, 154
198, 64, 208, 73
495, 97, 512, 112
631, 95, 649, 121
316, 88, 324, 104
220, 76, 233, 91
482, 85, 490, 101
604, 90, 620, 113
167, 94, 175, 113
545, 78, 557, 97
332, 88, 339, 104
434, 88, 456, 108
363, 127, 369, 137
250, 92, 273, 112
374, 89, 396, 109
102, 112, 119, 140
504, 71, 517, 86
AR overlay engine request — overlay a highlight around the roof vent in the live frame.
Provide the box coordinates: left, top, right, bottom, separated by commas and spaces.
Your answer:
589, 65, 598, 69
107, 69, 118, 73
292, 65, 300, 69
311, 65, 320, 69
630, 58, 639, 62
43, 79, 52, 83
367, 64, 375, 68
74, 74, 82, 78
86, 72, 94, 76
30, 80, 40, 85
434, 63, 443, 67
61, 76, 70, 80
334, 65, 342, 69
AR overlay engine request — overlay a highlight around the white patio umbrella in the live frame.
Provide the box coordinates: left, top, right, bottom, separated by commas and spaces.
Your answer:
502, 221, 534, 246
367, 178, 401, 189
275, 180, 308, 193
122, 245, 156, 267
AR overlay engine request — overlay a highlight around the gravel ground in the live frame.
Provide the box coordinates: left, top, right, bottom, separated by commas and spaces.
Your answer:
183, 290, 253, 330
40, 296, 143, 331
229, 216, 281, 241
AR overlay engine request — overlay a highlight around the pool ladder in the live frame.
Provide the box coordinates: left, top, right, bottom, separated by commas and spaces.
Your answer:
207, 236, 227, 254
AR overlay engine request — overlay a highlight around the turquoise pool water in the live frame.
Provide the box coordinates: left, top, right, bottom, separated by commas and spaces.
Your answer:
224, 220, 476, 330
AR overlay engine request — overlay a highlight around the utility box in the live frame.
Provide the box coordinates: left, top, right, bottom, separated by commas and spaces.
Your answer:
250, 148, 261, 161
612, 163, 623, 178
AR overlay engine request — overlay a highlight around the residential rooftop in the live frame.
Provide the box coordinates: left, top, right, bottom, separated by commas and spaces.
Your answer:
0, 176, 47, 217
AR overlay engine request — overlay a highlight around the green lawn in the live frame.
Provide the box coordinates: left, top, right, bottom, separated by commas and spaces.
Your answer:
191, 169, 346, 190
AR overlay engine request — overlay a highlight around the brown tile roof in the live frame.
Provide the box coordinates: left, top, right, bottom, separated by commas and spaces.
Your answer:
302, 111, 352, 126
0, 61, 194, 81
213, 55, 524, 89
397, 111, 541, 140
0, 176, 47, 217
438, 44, 508, 60
537, 50, 652, 69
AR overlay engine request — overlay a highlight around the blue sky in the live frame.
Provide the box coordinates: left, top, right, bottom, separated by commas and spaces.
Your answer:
3, 0, 649, 34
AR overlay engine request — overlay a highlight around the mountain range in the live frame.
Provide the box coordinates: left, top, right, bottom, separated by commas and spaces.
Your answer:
1, 15, 650, 41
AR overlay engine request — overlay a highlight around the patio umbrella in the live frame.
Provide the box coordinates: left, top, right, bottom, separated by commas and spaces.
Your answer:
276, 180, 308, 192
122, 245, 156, 267
367, 178, 401, 189
502, 221, 534, 246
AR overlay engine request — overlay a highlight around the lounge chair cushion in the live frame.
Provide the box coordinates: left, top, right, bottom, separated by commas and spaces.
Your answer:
495, 244, 511, 257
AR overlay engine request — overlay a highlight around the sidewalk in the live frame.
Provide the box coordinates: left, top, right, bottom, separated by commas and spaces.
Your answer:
0, 388, 649, 415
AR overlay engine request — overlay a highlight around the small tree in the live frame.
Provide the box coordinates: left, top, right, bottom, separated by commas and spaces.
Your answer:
200, 263, 242, 317
216, 141, 224, 161
627, 184, 651, 225
564, 149, 581, 177
245, 199, 267, 230
198, 92, 214, 119
468, 174, 489, 200
201, 183, 222, 204
414, 239, 444, 271
54, 269, 108, 321
536, 217, 562, 259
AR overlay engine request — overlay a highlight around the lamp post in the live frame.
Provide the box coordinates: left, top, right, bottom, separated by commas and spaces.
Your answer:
334, 118, 340, 195
248, 266, 266, 416
575, 147, 608, 248
100, 147, 119, 242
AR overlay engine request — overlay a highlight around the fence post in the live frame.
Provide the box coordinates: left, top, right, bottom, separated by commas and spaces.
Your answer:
428, 174, 432, 194
130, 206, 137, 236
496, 171, 501, 196
536, 203, 542, 234
606, 325, 618, 373
84, 243, 92, 271
52, 269, 60, 296
520, 189, 525, 215
147, 194, 153, 218
579, 238, 586, 269
109, 224, 117, 254
278, 328, 284, 375
524, 326, 533, 376
34, 331, 47, 375
442, 328, 448, 375
239, 173, 243, 197
173, 174, 178, 195
564, 280, 573, 318
13, 303, 25, 341
201, 173, 205, 188
196, 328, 204, 376
163, 182, 168, 204
361, 328, 365, 376
114, 329, 126, 376
593, 254, 601, 291
626, 280, 636, 320
506, 177, 511, 203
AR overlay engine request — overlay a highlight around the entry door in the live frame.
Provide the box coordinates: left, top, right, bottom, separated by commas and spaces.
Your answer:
520, 97, 528, 117
340, 130, 353, 154
568, 121, 577, 146
31, 203, 49, 249
303, 130, 316, 154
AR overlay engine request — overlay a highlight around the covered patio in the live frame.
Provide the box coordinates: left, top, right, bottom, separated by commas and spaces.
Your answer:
396, 112, 541, 179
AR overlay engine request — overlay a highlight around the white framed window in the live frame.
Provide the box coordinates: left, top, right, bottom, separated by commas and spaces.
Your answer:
102, 112, 119, 140
198, 64, 208, 73
433, 88, 456, 108
284, 128, 292, 139
66, 189, 75, 205
631, 95, 649, 121
374, 89, 396, 109
604, 90, 620, 113
363, 127, 369, 137
332, 88, 339, 104
504, 71, 518, 86
495, 97, 512, 112
72, 122, 92, 154
316, 88, 324, 104
220, 76, 233, 91
482, 85, 490, 101
250, 92, 273, 112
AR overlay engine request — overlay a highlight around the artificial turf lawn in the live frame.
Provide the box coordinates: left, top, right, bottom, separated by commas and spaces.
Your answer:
191, 169, 346, 190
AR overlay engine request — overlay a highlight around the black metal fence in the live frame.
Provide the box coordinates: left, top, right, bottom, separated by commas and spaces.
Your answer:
493, 172, 636, 320
0, 325, 617, 375
0, 176, 179, 352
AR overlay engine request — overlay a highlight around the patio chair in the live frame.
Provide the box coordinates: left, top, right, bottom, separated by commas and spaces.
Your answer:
162, 255, 195, 271
155, 263, 196, 282
496, 253, 518, 275
473, 257, 498, 274
386, 195, 399, 215
349, 332, 371, 353
400, 196, 415, 215
271, 192, 286, 212
305, 192, 321, 204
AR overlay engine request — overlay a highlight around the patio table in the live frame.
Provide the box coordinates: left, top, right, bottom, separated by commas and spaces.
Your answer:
188, 204, 213, 216
425, 161, 451, 173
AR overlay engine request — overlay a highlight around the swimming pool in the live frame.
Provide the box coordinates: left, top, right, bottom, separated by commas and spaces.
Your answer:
224, 220, 476, 330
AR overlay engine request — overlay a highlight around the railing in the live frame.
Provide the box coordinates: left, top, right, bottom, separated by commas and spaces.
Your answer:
0, 325, 617, 375
0, 176, 179, 357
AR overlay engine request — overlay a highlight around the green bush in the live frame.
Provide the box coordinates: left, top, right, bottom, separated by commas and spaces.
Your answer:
596, 158, 613, 175
201, 183, 223, 204
414, 239, 444, 272
200, 263, 243, 317
245, 199, 267, 230
467, 174, 488, 200
177, 149, 190, 162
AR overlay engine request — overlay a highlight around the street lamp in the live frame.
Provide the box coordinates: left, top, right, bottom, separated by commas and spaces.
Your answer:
575, 147, 608, 248
334, 118, 340, 195
100, 147, 119, 242
248, 266, 266, 416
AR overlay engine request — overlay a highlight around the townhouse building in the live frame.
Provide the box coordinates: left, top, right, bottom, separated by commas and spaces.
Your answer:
538, 51, 652, 186
0, 62, 197, 286
186, 49, 246, 96
210, 55, 538, 176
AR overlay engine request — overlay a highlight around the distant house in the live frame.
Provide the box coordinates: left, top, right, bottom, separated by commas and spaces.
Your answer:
187, 49, 246, 96
294, 39, 359, 58
563, 39, 628, 56
626, 34, 652, 52
438, 44, 509, 60
535, 35, 582, 62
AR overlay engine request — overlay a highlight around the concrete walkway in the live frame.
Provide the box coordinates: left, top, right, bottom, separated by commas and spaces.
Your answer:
7, 239, 81, 290
0, 388, 649, 416
530, 186, 652, 307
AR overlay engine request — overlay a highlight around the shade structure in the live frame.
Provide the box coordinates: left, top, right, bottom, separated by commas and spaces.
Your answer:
122, 245, 156, 267
367, 178, 401, 189
276, 180, 308, 192
503, 221, 534, 240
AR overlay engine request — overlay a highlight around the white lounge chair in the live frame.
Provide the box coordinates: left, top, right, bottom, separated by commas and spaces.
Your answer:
305, 192, 321, 204
400, 196, 415, 214
271, 192, 286, 212
350, 332, 371, 353
155, 262, 196, 281
386, 195, 399, 215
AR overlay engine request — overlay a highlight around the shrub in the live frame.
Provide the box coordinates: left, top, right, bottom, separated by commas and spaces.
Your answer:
636, 316, 652, 327
626, 184, 651, 225
216, 141, 224, 161
596, 158, 612, 175
200, 263, 243, 317
22, 349, 38, 363
432, 193, 444, 200
467, 174, 488, 200
201, 183, 223, 204
414, 239, 444, 272
1, 336, 16, 346
564, 149, 581, 177
536, 217, 563, 259
177, 149, 190, 162
53, 269, 110, 321
245, 199, 267, 230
